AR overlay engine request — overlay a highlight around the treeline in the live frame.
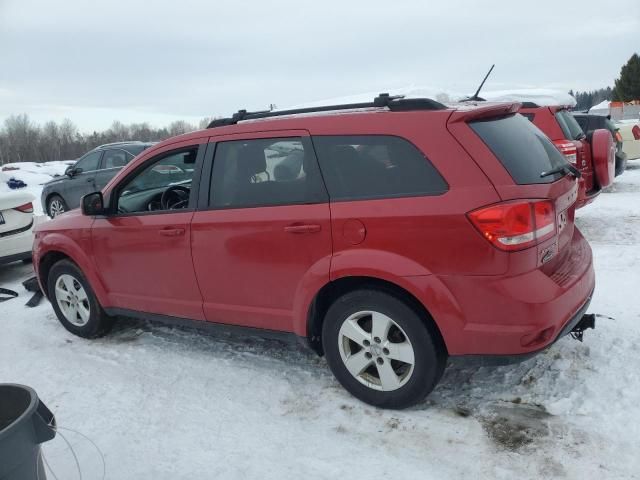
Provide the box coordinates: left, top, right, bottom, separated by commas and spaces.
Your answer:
570, 87, 613, 111
0, 114, 213, 165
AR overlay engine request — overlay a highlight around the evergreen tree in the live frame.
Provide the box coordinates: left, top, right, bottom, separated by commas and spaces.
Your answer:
613, 53, 640, 101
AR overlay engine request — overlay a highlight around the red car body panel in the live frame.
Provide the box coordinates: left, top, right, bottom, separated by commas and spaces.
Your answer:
34, 102, 596, 357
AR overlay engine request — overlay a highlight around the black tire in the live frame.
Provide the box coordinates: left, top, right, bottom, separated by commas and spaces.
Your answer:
47, 259, 113, 338
47, 195, 67, 218
322, 289, 446, 409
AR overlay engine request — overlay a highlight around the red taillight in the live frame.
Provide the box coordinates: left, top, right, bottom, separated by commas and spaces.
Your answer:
632, 125, 640, 141
467, 200, 556, 251
13, 202, 34, 213
553, 140, 577, 164
615, 131, 623, 143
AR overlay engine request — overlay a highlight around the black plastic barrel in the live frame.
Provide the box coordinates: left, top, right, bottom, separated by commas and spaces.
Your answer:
0, 384, 56, 480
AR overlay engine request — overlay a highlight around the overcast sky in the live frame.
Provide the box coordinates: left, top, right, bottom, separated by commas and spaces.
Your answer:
1, 0, 639, 132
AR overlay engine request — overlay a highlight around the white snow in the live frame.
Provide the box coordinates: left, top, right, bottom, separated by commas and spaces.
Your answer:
0, 161, 73, 215
477, 89, 577, 107
1, 168, 640, 479
283, 86, 465, 110
589, 100, 611, 112
287, 88, 576, 110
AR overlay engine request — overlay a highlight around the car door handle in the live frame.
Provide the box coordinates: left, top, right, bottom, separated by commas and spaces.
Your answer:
159, 228, 185, 237
87, 178, 93, 182
284, 224, 321, 234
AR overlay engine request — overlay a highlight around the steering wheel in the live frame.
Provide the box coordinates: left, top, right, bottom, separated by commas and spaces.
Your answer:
160, 185, 190, 210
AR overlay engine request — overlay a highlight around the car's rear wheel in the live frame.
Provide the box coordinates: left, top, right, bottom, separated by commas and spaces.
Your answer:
322, 289, 446, 409
48, 259, 113, 338
47, 195, 67, 218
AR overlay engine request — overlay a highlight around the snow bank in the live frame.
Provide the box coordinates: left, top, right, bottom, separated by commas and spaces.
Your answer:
0, 160, 73, 215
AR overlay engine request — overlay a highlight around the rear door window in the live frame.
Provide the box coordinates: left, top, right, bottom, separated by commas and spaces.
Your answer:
312, 135, 447, 201
470, 113, 568, 184
210, 137, 327, 209
102, 149, 132, 169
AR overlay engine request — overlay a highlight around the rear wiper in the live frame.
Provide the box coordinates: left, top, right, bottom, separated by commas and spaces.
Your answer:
540, 163, 582, 179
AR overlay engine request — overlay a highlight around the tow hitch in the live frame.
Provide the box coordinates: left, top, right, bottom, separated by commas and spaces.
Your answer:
570, 313, 596, 342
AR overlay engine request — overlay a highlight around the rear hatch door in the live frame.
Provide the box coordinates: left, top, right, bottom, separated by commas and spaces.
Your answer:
448, 108, 578, 268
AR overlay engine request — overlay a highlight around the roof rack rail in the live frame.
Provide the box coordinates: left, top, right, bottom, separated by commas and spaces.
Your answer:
206, 93, 447, 129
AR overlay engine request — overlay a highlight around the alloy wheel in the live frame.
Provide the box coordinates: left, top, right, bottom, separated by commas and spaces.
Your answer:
49, 199, 65, 217
338, 310, 415, 391
55, 274, 90, 326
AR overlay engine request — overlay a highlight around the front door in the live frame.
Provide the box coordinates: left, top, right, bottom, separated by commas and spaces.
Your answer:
191, 132, 332, 332
66, 150, 102, 209
91, 142, 205, 320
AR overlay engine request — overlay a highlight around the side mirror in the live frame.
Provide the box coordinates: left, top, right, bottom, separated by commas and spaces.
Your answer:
81, 192, 106, 216
65, 166, 75, 177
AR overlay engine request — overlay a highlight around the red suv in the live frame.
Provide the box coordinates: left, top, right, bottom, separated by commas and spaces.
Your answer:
519, 103, 615, 208
33, 95, 596, 409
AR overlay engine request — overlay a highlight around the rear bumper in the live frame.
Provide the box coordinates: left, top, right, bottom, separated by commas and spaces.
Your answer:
430, 228, 595, 356
0, 220, 36, 264
450, 290, 593, 366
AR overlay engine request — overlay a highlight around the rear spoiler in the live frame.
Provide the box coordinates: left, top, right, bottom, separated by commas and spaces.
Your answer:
448, 102, 521, 123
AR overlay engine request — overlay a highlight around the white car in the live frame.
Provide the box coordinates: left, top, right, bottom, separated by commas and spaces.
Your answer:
617, 120, 640, 160
0, 191, 38, 265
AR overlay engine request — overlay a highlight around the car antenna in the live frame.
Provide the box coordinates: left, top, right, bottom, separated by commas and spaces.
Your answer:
462, 64, 495, 102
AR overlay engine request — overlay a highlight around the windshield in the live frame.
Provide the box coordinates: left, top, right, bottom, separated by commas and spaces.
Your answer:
556, 110, 584, 140
470, 113, 569, 184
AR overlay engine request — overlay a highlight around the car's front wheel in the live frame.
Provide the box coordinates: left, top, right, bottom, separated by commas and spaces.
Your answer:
48, 259, 113, 338
47, 195, 67, 218
322, 289, 446, 409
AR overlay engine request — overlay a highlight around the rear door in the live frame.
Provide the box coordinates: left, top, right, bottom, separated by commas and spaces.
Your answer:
190, 130, 331, 332
94, 149, 133, 191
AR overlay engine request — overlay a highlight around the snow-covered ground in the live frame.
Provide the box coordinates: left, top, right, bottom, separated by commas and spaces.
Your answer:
0, 161, 73, 215
1, 164, 640, 479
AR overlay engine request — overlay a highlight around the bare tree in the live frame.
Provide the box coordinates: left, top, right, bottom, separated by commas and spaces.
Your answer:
0, 114, 212, 165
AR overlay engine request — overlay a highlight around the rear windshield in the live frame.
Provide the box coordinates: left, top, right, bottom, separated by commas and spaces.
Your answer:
555, 110, 584, 140
469, 113, 568, 184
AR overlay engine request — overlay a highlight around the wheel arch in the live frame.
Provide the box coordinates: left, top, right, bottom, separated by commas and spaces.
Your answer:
304, 276, 449, 357
37, 237, 109, 306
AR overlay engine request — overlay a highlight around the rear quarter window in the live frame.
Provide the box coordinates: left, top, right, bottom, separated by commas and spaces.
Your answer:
312, 135, 448, 201
470, 113, 568, 184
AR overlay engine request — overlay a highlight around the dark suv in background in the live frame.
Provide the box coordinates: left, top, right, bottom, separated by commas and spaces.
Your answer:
572, 113, 627, 176
42, 141, 155, 217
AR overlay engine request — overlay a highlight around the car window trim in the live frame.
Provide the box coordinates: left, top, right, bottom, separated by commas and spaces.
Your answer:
107, 143, 206, 218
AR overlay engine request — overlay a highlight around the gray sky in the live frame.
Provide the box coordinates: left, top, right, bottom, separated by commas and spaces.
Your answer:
1, 0, 639, 132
